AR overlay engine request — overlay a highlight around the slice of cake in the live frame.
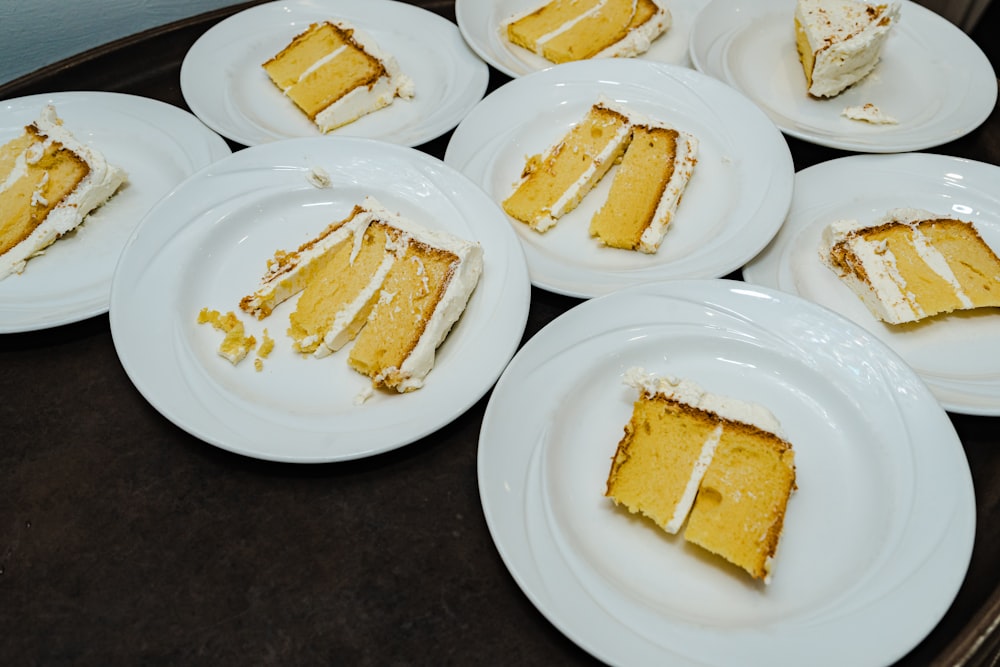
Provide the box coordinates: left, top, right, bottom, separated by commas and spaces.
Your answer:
262, 21, 414, 133
502, 99, 632, 232
794, 0, 900, 98
504, 0, 671, 64
240, 196, 483, 392
589, 113, 697, 253
0, 105, 127, 279
606, 368, 796, 582
820, 208, 1000, 325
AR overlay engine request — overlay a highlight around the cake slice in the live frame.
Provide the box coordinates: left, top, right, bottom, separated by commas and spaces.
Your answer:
794, 0, 900, 98
502, 99, 632, 232
504, 0, 671, 64
239, 196, 483, 392
606, 368, 796, 582
262, 21, 414, 132
589, 113, 697, 253
820, 208, 1000, 324
0, 105, 126, 279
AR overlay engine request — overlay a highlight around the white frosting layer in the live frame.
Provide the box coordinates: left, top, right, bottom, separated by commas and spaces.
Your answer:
313, 22, 414, 133
796, 0, 901, 98
842, 103, 898, 124
819, 207, 972, 324
0, 105, 126, 279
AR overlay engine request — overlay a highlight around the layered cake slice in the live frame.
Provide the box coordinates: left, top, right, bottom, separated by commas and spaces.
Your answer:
0, 105, 127, 279
240, 196, 483, 392
606, 368, 796, 582
504, 0, 671, 64
263, 21, 414, 132
820, 208, 1000, 324
589, 113, 697, 253
794, 0, 900, 98
502, 99, 632, 232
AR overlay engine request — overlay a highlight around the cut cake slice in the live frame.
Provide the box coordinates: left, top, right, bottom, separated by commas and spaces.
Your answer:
0, 105, 126, 279
504, 0, 671, 64
794, 0, 901, 98
606, 368, 796, 582
589, 113, 697, 253
262, 21, 414, 132
820, 208, 1000, 324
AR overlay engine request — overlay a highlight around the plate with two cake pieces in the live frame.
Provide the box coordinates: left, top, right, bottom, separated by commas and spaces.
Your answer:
479, 278, 974, 666
0, 91, 231, 333
109, 137, 530, 463
456, 0, 711, 77
743, 152, 1000, 416
444, 58, 794, 298
690, 0, 998, 153
180, 0, 488, 148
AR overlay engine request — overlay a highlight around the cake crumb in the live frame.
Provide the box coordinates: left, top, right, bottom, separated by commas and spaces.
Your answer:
197, 307, 257, 365
842, 103, 898, 124
306, 166, 331, 188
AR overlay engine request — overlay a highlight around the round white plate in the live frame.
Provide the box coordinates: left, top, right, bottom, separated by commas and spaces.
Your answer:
444, 58, 793, 298
689, 0, 998, 153
456, 0, 711, 78
180, 0, 488, 148
0, 91, 231, 333
743, 153, 1000, 416
110, 137, 530, 463
479, 278, 974, 667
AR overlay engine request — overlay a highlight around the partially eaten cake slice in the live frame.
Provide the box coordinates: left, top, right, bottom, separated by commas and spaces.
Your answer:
262, 21, 414, 132
794, 0, 900, 98
0, 105, 127, 279
240, 196, 483, 392
605, 368, 797, 582
504, 0, 671, 64
819, 208, 1000, 324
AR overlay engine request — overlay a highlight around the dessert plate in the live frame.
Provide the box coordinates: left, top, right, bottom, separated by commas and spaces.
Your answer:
180, 0, 488, 148
743, 153, 1000, 416
110, 137, 530, 463
479, 278, 974, 666
690, 0, 998, 153
444, 58, 793, 298
0, 91, 231, 333
456, 0, 711, 78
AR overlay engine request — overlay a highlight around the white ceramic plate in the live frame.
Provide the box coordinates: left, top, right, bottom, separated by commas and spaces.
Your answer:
689, 0, 998, 152
180, 0, 488, 148
110, 137, 530, 463
456, 0, 711, 78
444, 58, 793, 298
479, 278, 974, 666
743, 153, 1000, 416
0, 91, 231, 333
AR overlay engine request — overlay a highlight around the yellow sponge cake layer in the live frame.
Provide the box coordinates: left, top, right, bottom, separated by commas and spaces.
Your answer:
263, 21, 414, 132
820, 208, 1000, 324
502, 101, 631, 232
606, 369, 796, 582
0, 105, 126, 279
589, 120, 697, 253
505, 0, 671, 64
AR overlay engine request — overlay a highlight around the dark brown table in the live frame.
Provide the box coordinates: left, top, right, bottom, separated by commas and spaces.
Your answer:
2, 2, 998, 665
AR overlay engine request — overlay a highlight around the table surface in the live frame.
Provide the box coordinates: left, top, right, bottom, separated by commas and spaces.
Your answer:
1, 2, 999, 665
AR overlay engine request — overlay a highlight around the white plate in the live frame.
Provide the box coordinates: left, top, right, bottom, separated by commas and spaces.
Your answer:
689, 0, 998, 152
180, 0, 488, 148
456, 0, 711, 78
479, 278, 974, 666
444, 58, 793, 298
0, 91, 231, 333
109, 137, 530, 463
743, 153, 1000, 416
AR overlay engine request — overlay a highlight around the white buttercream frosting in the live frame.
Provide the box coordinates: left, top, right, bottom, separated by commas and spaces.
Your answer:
842, 103, 898, 124
313, 22, 414, 133
0, 105, 126, 279
796, 0, 901, 98
819, 207, 973, 324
